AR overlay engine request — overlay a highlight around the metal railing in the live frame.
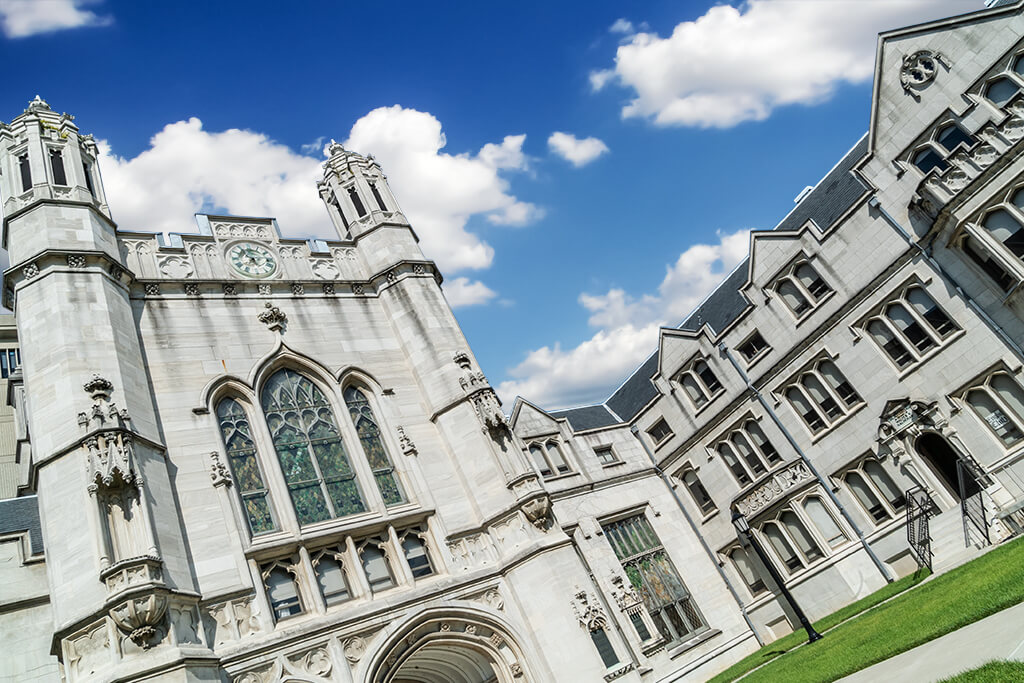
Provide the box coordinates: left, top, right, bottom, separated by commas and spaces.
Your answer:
957, 458, 991, 548
906, 486, 935, 572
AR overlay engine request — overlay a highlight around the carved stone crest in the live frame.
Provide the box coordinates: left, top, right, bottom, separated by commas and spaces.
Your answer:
258, 302, 287, 331
900, 50, 943, 93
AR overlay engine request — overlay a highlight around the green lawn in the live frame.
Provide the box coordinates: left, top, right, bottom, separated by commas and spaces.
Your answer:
712, 535, 1024, 683
707, 568, 930, 683
938, 661, 1024, 682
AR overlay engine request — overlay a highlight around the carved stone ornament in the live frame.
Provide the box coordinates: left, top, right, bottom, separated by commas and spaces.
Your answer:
900, 50, 942, 93
322, 282, 335, 295
258, 301, 287, 331
397, 426, 418, 456
67, 254, 87, 268
23, 262, 39, 279
571, 589, 608, 632
734, 460, 813, 517
209, 451, 231, 487
257, 283, 271, 296
184, 282, 200, 296
413, 264, 425, 275
610, 574, 642, 611
353, 283, 365, 295
299, 647, 332, 677
520, 494, 552, 531
343, 636, 367, 663
144, 283, 160, 296
78, 376, 139, 490
109, 593, 168, 649
223, 283, 238, 296
453, 350, 472, 369
291, 283, 304, 296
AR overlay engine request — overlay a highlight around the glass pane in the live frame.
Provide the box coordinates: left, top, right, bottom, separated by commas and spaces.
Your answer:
595, 446, 616, 464
546, 441, 570, 473
869, 319, 913, 368
763, 523, 801, 573
819, 360, 860, 407
886, 302, 936, 354
987, 76, 1019, 106
786, 388, 825, 432
683, 470, 715, 513
847, 471, 889, 522
266, 567, 302, 619
402, 534, 434, 578
326, 479, 367, 516
590, 629, 619, 668
795, 263, 829, 300
529, 445, 552, 476
370, 182, 388, 211
968, 388, 1024, 445
864, 461, 905, 510
344, 386, 405, 506
49, 149, 67, 185
694, 361, 722, 393
992, 374, 1024, 424
802, 374, 842, 420
681, 373, 707, 407
963, 236, 1014, 291
913, 147, 947, 174
730, 547, 765, 594
315, 556, 350, 605
217, 398, 277, 535
243, 495, 276, 535
935, 124, 974, 153
630, 613, 652, 641
778, 279, 810, 315
361, 546, 394, 591
802, 497, 847, 548
746, 421, 781, 464
731, 432, 766, 477
906, 287, 956, 338
719, 443, 752, 485
781, 511, 824, 562
289, 484, 332, 524
983, 209, 1024, 258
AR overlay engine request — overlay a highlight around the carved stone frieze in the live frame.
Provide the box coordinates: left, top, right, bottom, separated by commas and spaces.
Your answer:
289, 646, 332, 677
101, 555, 163, 595
734, 460, 813, 517
343, 635, 367, 663
205, 595, 261, 648
211, 222, 272, 239
447, 532, 494, 571
67, 254, 86, 268
65, 621, 111, 682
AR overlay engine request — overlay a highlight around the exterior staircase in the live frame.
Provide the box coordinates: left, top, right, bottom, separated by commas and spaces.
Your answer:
927, 505, 989, 574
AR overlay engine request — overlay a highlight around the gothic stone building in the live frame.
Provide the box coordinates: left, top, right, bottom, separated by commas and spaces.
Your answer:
4, 3, 1024, 682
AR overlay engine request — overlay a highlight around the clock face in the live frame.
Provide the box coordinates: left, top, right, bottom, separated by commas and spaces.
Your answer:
228, 243, 278, 278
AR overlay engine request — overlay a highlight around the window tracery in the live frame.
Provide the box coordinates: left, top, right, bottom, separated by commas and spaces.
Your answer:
773, 260, 832, 319
344, 386, 405, 506
216, 398, 277, 536
782, 358, 862, 435
863, 284, 959, 371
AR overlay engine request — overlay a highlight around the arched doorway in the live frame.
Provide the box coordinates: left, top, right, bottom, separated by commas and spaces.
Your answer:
915, 432, 962, 499
392, 641, 502, 683
367, 607, 531, 683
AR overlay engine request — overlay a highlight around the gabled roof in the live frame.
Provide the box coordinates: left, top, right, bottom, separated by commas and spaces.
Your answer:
548, 404, 621, 431
0, 495, 43, 555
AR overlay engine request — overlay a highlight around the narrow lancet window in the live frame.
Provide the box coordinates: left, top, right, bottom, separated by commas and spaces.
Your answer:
370, 182, 388, 211
349, 187, 367, 217
18, 154, 31, 192
216, 398, 277, 535
49, 149, 67, 185
344, 386, 405, 506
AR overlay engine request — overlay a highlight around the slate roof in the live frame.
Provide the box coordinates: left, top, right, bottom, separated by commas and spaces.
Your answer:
530, 135, 871, 428
0, 495, 43, 555
549, 404, 621, 431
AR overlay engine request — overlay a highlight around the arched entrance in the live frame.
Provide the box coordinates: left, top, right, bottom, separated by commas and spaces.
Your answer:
915, 432, 962, 499
367, 607, 532, 683
393, 641, 502, 683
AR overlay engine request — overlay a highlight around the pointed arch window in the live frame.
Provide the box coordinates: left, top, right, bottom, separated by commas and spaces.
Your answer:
344, 386, 406, 506
261, 369, 367, 525
216, 398, 277, 536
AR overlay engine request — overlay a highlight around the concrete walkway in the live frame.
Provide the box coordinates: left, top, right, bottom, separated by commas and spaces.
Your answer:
838, 600, 1024, 682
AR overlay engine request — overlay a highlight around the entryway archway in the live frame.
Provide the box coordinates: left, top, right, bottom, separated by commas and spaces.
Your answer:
915, 432, 962, 499
392, 641, 502, 683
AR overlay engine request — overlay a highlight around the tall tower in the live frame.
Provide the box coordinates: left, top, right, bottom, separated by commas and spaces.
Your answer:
0, 98, 215, 681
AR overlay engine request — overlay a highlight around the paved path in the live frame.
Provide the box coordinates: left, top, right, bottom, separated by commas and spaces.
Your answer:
837, 600, 1024, 682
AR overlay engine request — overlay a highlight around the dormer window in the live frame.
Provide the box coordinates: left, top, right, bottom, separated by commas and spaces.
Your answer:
773, 260, 831, 319
18, 153, 31, 192
677, 358, 723, 410
49, 149, 67, 186
528, 438, 571, 477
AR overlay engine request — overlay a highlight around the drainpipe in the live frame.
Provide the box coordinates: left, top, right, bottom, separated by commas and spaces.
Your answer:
718, 342, 894, 583
629, 425, 765, 646
570, 537, 645, 672
869, 196, 1024, 361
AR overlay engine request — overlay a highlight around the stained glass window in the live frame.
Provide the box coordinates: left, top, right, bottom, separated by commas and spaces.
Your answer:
261, 369, 367, 525
344, 386, 406, 506
216, 398, 277, 535
603, 514, 706, 645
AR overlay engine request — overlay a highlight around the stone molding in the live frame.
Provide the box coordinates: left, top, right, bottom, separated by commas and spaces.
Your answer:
733, 460, 814, 517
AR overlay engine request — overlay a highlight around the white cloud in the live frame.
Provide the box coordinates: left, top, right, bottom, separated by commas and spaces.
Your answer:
99, 106, 540, 282
497, 229, 750, 408
609, 18, 634, 34
300, 135, 327, 155
548, 132, 610, 168
0, 0, 110, 38
443, 277, 498, 308
346, 106, 542, 270
597, 0, 975, 128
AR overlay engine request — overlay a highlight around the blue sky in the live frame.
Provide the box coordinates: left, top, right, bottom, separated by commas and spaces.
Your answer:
0, 0, 984, 409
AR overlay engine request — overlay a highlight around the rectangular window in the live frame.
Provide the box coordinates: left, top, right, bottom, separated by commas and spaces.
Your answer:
83, 162, 95, 196
400, 530, 434, 579
590, 628, 619, 668
349, 187, 367, 217
263, 564, 303, 620
49, 149, 67, 185
18, 154, 31, 192
603, 514, 706, 644
594, 445, 617, 465
738, 332, 770, 361
647, 418, 673, 445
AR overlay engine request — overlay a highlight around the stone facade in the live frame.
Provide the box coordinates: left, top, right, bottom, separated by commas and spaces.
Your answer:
3, 3, 1024, 682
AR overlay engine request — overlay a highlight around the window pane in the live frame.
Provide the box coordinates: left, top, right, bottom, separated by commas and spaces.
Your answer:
546, 441, 570, 474
802, 374, 842, 420
992, 374, 1024, 424
913, 147, 948, 174
344, 386, 405, 505
83, 162, 95, 196
730, 547, 766, 594
987, 76, 1020, 106
983, 209, 1024, 258
847, 471, 889, 522
18, 154, 31, 192
864, 461, 905, 510
778, 279, 810, 315
795, 263, 830, 300
265, 567, 302, 619
746, 421, 781, 464
787, 388, 825, 432
681, 373, 708, 407
963, 236, 1014, 291
361, 545, 394, 591
694, 361, 722, 393
781, 511, 824, 562
869, 320, 913, 368
348, 187, 367, 217
886, 302, 936, 354
683, 470, 715, 513
718, 443, 752, 485
906, 287, 956, 338
49, 149, 67, 185
370, 182, 388, 211
314, 555, 350, 605
594, 446, 617, 464
819, 360, 860, 407
935, 124, 974, 153
590, 629, 619, 668
763, 523, 802, 573
402, 534, 434, 578
217, 398, 277, 535
731, 432, 766, 477
803, 497, 846, 548
968, 388, 1024, 446
739, 332, 769, 360
529, 445, 552, 476
629, 613, 652, 641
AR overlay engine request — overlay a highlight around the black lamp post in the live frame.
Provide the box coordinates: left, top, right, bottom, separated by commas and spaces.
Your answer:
732, 509, 823, 644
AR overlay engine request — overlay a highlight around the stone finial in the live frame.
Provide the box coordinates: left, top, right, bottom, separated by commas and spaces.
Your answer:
26, 95, 50, 112
453, 351, 472, 370
326, 139, 345, 157
258, 302, 287, 331
84, 374, 114, 401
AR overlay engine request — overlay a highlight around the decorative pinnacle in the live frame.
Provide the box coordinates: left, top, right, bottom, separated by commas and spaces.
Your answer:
27, 95, 50, 112
83, 374, 114, 401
